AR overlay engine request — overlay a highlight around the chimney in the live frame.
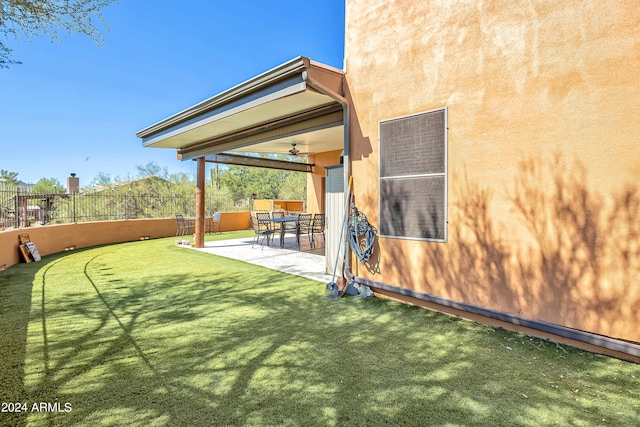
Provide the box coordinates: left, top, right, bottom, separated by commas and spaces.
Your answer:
66, 173, 80, 194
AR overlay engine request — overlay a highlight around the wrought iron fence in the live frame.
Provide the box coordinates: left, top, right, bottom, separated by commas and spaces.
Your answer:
0, 185, 248, 230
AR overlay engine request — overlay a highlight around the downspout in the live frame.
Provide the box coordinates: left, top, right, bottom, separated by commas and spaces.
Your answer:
302, 69, 351, 279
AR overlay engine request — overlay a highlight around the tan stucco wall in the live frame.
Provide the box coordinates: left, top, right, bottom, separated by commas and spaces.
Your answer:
253, 200, 304, 212
218, 211, 251, 232
307, 150, 343, 214
345, 0, 640, 342
0, 219, 173, 269
0, 212, 251, 270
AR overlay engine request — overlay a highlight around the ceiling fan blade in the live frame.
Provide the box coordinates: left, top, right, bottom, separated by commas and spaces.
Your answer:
287, 143, 313, 157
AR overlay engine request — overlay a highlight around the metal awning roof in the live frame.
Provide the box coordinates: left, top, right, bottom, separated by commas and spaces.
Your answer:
136, 56, 345, 162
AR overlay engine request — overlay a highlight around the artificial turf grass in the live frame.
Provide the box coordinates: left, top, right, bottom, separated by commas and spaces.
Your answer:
0, 234, 638, 426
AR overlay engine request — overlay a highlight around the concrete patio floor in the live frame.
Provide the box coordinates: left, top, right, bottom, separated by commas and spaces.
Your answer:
187, 233, 334, 284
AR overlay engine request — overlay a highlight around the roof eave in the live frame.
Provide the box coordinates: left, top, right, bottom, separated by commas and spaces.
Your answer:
136, 56, 312, 139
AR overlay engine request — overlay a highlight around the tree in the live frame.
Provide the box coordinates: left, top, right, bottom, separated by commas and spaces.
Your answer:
279, 171, 307, 200
0, 0, 117, 68
90, 171, 112, 186
136, 161, 169, 180
0, 169, 20, 186
218, 166, 307, 201
218, 165, 284, 199
32, 177, 63, 193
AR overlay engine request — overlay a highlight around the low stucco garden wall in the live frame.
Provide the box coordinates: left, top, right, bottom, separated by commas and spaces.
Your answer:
0, 212, 250, 270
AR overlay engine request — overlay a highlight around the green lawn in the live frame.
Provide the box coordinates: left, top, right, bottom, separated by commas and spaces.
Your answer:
1, 231, 639, 426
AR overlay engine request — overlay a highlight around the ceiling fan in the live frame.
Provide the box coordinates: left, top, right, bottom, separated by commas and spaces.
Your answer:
288, 143, 311, 157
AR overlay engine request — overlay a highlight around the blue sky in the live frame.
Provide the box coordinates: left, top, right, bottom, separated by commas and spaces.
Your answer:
1, 1, 345, 186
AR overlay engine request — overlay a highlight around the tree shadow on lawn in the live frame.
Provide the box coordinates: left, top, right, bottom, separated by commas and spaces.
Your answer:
0, 248, 43, 426
1, 242, 639, 426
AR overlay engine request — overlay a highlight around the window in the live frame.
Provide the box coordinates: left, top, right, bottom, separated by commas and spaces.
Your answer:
379, 107, 447, 241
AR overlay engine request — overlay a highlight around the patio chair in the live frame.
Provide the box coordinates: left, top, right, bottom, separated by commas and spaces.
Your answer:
296, 213, 313, 250
250, 215, 275, 249
175, 214, 194, 236
311, 213, 326, 248
255, 211, 273, 229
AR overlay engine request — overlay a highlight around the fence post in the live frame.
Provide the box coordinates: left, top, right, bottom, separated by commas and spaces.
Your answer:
15, 187, 20, 229
16, 187, 29, 228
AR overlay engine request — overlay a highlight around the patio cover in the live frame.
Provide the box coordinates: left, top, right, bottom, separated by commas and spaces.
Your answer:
136, 56, 346, 168
136, 56, 349, 248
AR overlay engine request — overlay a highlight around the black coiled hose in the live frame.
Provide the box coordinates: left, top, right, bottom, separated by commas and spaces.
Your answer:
348, 208, 375, 263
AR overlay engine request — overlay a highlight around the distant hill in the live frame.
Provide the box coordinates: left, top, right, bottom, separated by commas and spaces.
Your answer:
82, 176, 174, 194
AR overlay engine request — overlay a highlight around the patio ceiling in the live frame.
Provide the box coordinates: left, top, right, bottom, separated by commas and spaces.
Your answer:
136, 57, 345, 162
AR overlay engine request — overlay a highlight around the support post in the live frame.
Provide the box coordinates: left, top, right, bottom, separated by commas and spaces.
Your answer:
195, 157, 206, 248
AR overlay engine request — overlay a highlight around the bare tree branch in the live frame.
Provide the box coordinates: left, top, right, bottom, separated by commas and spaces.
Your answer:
0, 0, 117, 68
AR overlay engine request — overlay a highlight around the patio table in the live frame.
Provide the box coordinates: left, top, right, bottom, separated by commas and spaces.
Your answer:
265, 217, 299, 248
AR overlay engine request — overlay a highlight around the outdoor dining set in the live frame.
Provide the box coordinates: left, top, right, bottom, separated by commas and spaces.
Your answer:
250, 211, 325, 250
174, 211, 325, 251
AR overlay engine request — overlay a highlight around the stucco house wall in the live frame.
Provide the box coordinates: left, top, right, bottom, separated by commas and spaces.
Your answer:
345, 0, 640, 344
307, 150, 343, 214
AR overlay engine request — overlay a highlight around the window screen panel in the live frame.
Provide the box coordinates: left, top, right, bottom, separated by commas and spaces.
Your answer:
379, 176, 445, 240
379, 107, 447, 241
380, 109, 445, 178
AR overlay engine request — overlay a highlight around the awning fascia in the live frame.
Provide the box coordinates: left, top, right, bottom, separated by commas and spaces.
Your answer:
135, 55, 346, 158
136, 56, 312, 140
